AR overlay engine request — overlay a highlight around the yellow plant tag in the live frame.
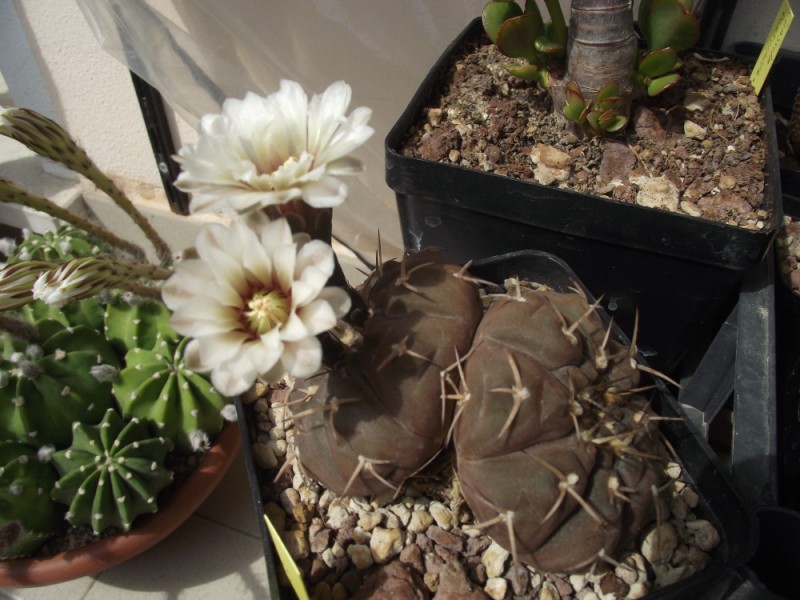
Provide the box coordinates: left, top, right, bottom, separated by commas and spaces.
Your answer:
263, 514, 310, 600
750, 0, 795, 95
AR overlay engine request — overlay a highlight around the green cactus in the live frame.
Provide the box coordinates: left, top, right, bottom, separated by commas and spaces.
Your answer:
453, 283, 668, 573
9, 226, 109, 264
50, 408, 173, 534
0, 321, 119, 448
103, 296, 179, 356
113, 337, 229, 454
0, 441, 63, 559
293, 249, 483, 497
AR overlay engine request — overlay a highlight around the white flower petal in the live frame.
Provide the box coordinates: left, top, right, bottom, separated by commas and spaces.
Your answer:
282, 336, 323, 378
175, 80, 372, 214
296, 299, 338, 336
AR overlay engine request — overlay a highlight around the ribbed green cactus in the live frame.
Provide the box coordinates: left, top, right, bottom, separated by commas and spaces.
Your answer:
0, 441, 63, 559
9, 226, 108, 264
293, 249, 483, 496
113, 337, 229, 454
0, 321, 119, 448
103, 296, 179, 356
453, 283, 667, 573
50, 408, 173, 534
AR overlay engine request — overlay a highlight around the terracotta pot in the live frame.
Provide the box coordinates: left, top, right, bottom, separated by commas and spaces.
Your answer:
0, 421, 240, 588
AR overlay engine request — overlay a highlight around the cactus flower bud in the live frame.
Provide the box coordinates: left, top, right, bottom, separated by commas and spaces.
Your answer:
0, 260, 51, 310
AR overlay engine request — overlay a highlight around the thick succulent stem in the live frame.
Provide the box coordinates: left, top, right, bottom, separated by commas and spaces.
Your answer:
549, 0, 638, 123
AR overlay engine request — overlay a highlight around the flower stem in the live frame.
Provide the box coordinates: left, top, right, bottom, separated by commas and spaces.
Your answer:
0, 178, 147, 261
1, 108, 173, 266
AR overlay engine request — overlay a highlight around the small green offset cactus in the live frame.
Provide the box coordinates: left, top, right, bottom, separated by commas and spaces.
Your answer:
454, 283, 668, 573
0, 441, 63, 559
293, 250, 483, 497
113, 337, 229, 454
0, 321, 119, 448
9, 226, 108, 264
50, 409, 173, 534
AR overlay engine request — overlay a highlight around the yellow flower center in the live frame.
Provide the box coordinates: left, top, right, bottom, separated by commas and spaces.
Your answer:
245, 289, 290, 335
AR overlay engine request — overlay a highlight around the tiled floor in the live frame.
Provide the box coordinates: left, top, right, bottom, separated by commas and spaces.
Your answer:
0, 448, 274, 599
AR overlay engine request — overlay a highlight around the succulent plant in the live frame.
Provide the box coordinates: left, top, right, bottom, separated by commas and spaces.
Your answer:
293, 249, 483, 497
563, 80, 628, 134
113, 337, 229, 454
103, 295, 179, 356
50, 408, 173, 534
0, 321, 119, 448
0, 441, 63, 559
8, 226, 108, 264
482, 0, 701, 135
453, 282, 668, 573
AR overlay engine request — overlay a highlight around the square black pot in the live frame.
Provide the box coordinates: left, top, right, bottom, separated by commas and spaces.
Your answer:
236, 249, 758, 599
385, 18, 782, 376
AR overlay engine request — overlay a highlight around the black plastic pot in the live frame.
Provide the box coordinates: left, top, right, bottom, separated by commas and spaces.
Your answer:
237, 249, 758, 599
385, 18, 783, 376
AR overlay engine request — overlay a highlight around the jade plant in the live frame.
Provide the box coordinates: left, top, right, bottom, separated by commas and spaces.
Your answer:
0, 106, 235, 558
482, 0, 700, 134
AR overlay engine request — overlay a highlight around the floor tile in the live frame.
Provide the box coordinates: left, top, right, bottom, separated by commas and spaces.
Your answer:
194, 448, 264, 539
0, 575, 95, 600
84, 516, 270, 599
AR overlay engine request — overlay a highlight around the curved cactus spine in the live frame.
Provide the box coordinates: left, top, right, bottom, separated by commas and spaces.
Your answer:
113, 337, 229, 454
293, 250, 483, 497
50, 408, 173, 534
453, 283, 667, 573
0, 441, 63, 558
0, 322, 119, 448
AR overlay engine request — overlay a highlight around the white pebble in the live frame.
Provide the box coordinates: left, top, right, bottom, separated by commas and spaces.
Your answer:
369, 527, 404, 564
428, 501, 454, 530
481, 541, 509, 578
484, 577, 508, 600
347, 544, 374, 570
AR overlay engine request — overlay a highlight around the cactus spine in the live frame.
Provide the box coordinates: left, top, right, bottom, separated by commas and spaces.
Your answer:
50, 409, 173, 534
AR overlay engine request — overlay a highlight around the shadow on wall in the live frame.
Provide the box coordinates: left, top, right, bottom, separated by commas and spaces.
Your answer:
77, 0, 489, 261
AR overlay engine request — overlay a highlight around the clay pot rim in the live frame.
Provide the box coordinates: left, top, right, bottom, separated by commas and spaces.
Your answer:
0, 421, 241, 588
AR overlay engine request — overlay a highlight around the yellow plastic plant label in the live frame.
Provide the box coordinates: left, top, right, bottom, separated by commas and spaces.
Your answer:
750, 0, 795, 95
263, 514, 310, 600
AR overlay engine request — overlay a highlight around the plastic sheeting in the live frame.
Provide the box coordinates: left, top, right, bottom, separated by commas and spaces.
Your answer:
76, 0, 488, 259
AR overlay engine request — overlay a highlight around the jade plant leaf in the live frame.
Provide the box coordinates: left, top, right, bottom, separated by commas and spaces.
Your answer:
482, 1, 524, 43
496, 12, 544, 64
643, 0, 700, 52
647, 73, 681, 96
639, 47, 680, 78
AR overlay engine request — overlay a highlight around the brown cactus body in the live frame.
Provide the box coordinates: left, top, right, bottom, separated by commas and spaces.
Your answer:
294, 250, 483, 497
454, 284, 667, 573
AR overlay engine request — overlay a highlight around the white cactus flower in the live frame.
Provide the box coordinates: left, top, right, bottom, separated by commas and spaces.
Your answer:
174, 80, 374, 215
162, 212, 351, 396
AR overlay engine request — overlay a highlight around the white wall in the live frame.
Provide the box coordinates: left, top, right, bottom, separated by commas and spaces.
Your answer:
1, 0, 798, 258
